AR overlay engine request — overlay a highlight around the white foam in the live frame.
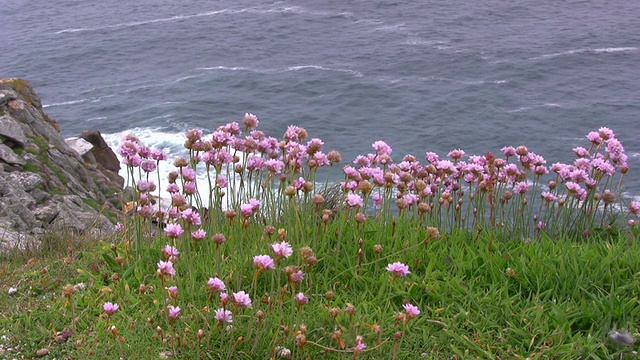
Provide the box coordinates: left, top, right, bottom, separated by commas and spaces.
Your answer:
534, 47, 639, 60
405, 38, 449, 46
42, 99, 88, 108
417, 76, 507, 85
198, 64, 364, 77
54, 5, 361, 35
506, 103, 562, 113
282, 65, 364, 77
85, 116, 108, 122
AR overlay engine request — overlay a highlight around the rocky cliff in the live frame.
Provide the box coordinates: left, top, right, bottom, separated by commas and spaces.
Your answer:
0, 78, 123, 250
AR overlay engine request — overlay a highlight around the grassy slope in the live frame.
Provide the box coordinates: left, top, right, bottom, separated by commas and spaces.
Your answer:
1, 221, 639, 359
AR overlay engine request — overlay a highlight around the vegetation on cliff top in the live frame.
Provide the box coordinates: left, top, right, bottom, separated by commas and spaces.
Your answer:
1, 117, 639, 359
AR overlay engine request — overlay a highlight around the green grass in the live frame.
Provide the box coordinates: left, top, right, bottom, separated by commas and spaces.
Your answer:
1, 216, 638, 359
2, 124, 638, 359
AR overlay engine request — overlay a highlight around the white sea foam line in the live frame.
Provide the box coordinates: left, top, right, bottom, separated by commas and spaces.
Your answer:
42, 99, 88, 108
506, 103, 562, 113
86, 116, 108, 122
54, 4, 365, 35
416, 76, 507, 85
197, 64, 364, 78
533, 47, 639, 60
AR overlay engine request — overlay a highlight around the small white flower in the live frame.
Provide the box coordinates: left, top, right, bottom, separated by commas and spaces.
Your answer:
8, 287, 17, 295
73, 283, 86, 291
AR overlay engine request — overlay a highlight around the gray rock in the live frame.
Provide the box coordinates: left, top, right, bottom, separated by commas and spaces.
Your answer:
0, 115, 27, 147
65, 137, 93, 157
0, 143, 26, 166
34, 205, 59, 224
6, 172, 42, 192
0, 78, 122, 252
0, 89, 18, 107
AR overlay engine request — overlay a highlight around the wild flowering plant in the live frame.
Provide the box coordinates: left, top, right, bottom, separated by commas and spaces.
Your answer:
110, 115, 635, 358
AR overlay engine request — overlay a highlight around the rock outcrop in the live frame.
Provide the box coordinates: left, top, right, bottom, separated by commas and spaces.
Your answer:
0, 78, 123, 250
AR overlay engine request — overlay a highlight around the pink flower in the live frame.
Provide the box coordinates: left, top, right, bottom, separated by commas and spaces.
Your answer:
265, 159, 285, 174
425, 151, 439, 163
157, 261, 176, 277
164, 223, 184, 239
103, 302, 119, 316
216, 175, 228, 188
386, 262, 410, 277
192, 229, 207, 241
180, 168, 196, 182
541, 191, 557, 202
183, 182, 197, 195
346, 194, 364, 208
587, 131, 603, 144
207, 277, 226, 293
162, 245, 179, 258
572, 147, 590, 158
629, 201, 640, 215
372, 193, 382, 208
240, 204, 253, 217
181, 208, 202, 226
294, 292, 309, 306
372, 140, 392, 156
150, 148, 168, 161
211, 233, 227, 245
598, 127, 615, 140
232, 291, 252, 308
290, 270, 304, 284
447, 149, 465, 160
215, 308, 233, 323
167, 286, 178, 299
271, 241, 293, 259
501, 146, 516, 157
141, 160, 157, 173
243, 113, 259, 131
513, 182, 531, 195
253, 255, 275, 271
403, 303, 420, 319
167, 305, 181, 320
166, 183, 180, 193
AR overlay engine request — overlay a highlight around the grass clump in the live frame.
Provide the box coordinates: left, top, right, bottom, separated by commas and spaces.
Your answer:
1, 116, 639, 359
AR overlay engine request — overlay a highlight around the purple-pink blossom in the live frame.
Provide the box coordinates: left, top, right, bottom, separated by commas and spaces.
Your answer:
294, 292, 309, 306
386, 262, 410, 277
207, 277, 226, 293
253, 255, 276, 271
403, 303, 420, 319
167, 305, 181, 320
232, 291, 252, 308
192, 229, 207, 241
103, 302, 119, 316
346, 194, 364, 208
164, 223, 184, 238
157, 261, 176, 277
215, 308, 233, 323
271, 241, 293, 259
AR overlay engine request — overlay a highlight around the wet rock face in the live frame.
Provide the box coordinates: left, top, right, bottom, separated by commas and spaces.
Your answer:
0, 78, 124, 250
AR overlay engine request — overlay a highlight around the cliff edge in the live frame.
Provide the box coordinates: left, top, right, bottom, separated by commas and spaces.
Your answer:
0, 78, 123, 250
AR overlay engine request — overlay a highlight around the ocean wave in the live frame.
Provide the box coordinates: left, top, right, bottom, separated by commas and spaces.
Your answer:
42, 99, 88, 108
282, 65, 363, 77
198, 64, 363, 77
85, 116, 108, 122
417, 76, 507, 85
506, 103, 562, 113
533, 47, 639, 60
405, 38, 449, 46
54, 5, 362, 35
